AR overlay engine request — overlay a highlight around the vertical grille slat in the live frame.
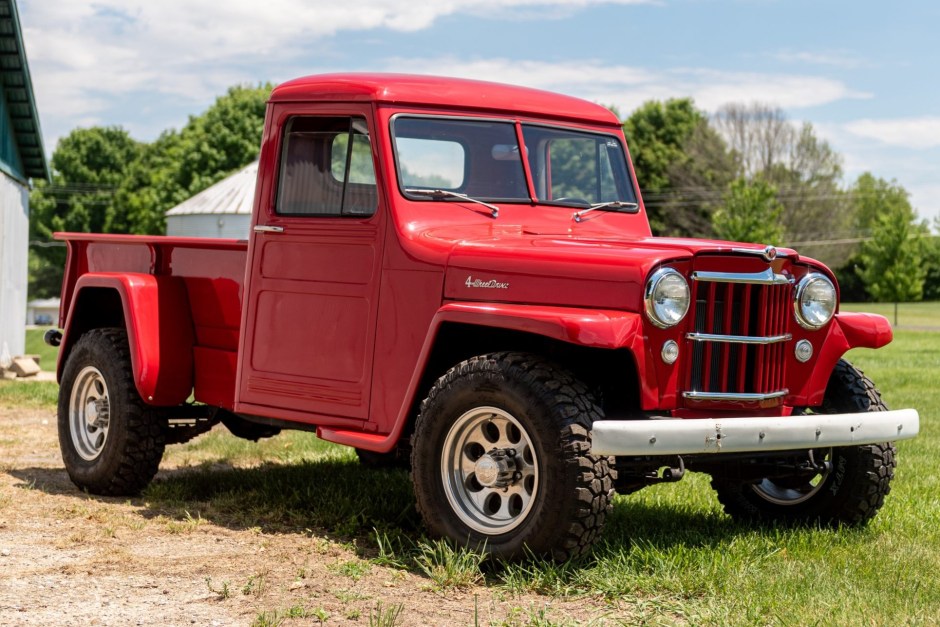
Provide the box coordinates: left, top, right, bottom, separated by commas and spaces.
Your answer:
735, 285, 753, 392
684, 266, 792, 404
719, 284, 735, 392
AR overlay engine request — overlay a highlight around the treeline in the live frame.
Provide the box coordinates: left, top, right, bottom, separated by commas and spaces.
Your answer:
29, 87, 939, 303
29, 84, 272, 297
624, 99, 938, 304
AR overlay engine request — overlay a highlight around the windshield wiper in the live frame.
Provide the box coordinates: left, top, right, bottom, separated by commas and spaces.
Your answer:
572, 200, 639, 223
405, 188, 499, 218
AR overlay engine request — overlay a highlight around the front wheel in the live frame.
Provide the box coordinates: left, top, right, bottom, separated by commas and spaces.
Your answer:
411, 353, 615, 561
58, 329, 165, 496
711, 359, 896, 526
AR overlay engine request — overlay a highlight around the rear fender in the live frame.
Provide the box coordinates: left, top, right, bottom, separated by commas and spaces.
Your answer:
58, 273, 195, 406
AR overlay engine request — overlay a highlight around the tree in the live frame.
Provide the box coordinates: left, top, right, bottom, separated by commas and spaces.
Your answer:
711, 104, 850, 267
713, 176, 784, 245
853, 174, 929, 323
28, 127, 142, 297
623, 99, 736, 237
116, 83, 271, 234
29, 84, 271, 297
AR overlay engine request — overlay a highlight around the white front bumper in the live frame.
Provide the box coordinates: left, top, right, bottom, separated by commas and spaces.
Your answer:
590, 409, 919, 456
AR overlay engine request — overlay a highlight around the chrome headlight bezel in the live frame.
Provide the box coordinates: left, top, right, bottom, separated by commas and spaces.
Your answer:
794, 273, 837, 330
645, 268, 690, 329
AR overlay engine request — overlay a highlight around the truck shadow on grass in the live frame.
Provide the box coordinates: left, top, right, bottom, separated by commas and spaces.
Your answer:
8, 460, 760, 564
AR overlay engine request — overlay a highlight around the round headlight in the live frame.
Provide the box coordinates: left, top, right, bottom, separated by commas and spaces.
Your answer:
645, 268, 690, 328
794, 273, 836, 329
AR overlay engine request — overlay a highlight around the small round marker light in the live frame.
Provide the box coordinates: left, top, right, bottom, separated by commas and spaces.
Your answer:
662, 340, 679, 365
795, 339, 813, 363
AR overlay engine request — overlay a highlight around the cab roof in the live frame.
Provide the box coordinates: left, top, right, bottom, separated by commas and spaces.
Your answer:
271, 73, 621, 127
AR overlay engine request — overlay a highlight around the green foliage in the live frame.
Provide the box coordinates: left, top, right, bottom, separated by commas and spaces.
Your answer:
414, 538, 486, 591
28, 126, 142, 297
368, 601, 404, 627
116, 84, 271, 234
712, 176, 784, 244
852, 173, 928, 303
28, 84, 271, 297
623, 99, 736, 237
923, 227, 940, 301
711, 105, 851, 267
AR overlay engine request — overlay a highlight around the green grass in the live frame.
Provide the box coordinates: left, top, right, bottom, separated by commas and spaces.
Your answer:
6, 328, 940, 624
24, 327, 59, 371
0, 380, 59, 408
842, 300, 940, 330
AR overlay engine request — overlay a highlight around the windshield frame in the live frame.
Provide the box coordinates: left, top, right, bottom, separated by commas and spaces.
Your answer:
390, 113, 529, 204
389, 113, 639, 210
520, 121, 638, 208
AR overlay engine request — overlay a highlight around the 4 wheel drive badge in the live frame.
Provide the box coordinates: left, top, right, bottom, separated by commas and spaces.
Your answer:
465, 275, 509, 289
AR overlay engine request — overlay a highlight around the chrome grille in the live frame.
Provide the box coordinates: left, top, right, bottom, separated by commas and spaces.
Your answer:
684, 269, 792, 403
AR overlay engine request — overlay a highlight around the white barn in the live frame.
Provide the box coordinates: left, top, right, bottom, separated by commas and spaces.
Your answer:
165, 160, 257, 239
1, 0, 47, 357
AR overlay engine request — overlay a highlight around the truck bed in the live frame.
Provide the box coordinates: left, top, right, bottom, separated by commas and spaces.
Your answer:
56, 233, 248, 409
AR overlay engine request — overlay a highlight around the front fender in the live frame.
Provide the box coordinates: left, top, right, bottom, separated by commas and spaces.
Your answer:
433, 302, 645, 348
58, 273, 194, 406
790, 311, 893, 406
321, 302, 654, 454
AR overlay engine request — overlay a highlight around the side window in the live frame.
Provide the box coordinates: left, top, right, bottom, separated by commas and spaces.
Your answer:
276, 117, 377, 216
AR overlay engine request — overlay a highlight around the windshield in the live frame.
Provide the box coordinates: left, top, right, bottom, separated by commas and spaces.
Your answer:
521, 125, 636, 206
392, 116, 637, 207
393, 117, 529, 201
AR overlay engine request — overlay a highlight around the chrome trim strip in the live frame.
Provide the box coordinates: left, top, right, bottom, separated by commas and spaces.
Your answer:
682, 390, 788, 402
731, 245, 789, 260
590, 409, 920, 456
691, 269, 791, 285
686, 332, 792, 345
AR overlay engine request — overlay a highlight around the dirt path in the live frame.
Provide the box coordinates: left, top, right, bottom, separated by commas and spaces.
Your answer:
0, 406, 625, 626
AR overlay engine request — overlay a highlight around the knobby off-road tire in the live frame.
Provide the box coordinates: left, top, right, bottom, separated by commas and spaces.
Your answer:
58, 328, 166, 496
411, 352, 615, 561
712, 359, 896, 526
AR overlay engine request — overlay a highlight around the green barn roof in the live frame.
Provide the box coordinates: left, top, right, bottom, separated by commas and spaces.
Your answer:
0, 0, 47, 182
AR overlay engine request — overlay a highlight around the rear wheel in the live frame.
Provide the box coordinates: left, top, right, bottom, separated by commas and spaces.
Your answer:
58, 329, 165, 496
711, 359, 896, 525
411, 352, 615, 560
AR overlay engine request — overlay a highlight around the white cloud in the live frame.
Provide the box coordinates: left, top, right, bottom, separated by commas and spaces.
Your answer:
773, 49, 868, 70
393, 57, 868, 113
19, 0, 651, 148
844, 117, 940, 149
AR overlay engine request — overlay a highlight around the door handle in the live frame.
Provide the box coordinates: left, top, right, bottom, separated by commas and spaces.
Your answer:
254, 225, 284, 233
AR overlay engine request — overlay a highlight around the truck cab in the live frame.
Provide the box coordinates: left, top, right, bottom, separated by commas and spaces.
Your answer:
51, 74, 919, 560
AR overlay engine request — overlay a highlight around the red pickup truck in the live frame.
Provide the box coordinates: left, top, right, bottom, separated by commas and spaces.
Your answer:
48, 73, 919, 560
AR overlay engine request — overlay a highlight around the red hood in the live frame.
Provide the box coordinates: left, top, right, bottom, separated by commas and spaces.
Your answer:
426, 224, 800, 311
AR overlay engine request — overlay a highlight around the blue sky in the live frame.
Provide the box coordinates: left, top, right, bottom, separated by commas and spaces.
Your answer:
18, 0, 940, 226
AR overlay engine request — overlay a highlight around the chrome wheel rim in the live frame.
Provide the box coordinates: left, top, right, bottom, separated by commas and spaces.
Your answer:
69, 366, 111, 461
441, 406, 539, 535
750, 448, 833, 506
